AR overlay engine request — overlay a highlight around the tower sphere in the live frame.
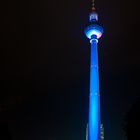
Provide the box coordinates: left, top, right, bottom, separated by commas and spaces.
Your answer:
85, 11, 103, 39
85, 24, 103, 39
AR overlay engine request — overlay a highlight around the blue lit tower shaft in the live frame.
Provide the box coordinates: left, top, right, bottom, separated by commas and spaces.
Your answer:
89, 35, 100, 140
84, 9, 103, 140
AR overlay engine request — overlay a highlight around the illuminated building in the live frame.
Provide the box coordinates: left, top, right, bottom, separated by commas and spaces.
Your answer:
84, 1, 104, 140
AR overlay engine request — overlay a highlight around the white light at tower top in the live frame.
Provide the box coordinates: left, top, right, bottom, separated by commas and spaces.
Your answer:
89, 12, 98, 22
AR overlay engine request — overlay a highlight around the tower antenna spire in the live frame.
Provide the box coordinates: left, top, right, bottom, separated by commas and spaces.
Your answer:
91, 0, 96, 11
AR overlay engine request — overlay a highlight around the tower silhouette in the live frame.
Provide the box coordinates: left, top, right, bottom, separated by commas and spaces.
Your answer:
84, 2, 104, 140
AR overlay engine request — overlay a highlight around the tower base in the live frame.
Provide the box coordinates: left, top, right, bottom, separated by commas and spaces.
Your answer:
86, 124, 104, 140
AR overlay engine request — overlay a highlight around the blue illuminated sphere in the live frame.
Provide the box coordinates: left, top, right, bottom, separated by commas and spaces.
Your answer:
85, 24, 103, 39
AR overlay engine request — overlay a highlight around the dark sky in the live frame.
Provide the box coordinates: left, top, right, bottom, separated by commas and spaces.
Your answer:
0, 0, 140, 140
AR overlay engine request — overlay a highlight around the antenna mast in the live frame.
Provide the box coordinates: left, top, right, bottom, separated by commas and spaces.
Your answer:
91, 0, 96, 11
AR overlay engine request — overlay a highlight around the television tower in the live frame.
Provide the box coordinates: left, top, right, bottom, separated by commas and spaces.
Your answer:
84, 0, 104, 140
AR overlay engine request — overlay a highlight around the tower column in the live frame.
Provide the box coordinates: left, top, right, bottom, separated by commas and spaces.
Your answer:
84, 8, 103, 140
88, 35, 100, 140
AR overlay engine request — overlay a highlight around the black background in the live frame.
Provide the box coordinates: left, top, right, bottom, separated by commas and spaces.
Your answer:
0, 0, 140, 140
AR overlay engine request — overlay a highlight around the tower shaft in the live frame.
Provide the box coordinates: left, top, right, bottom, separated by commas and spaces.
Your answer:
84, 5, 103, 140
88, 38, 100, 140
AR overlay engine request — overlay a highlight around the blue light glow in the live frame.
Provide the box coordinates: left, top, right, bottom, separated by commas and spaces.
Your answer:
88, 36, 100, 140
89, 12, 98, 22
85, 24, 103, 39
84, 13, 103, 140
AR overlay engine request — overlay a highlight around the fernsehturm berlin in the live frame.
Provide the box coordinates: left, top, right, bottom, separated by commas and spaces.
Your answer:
84, 1, 104, 140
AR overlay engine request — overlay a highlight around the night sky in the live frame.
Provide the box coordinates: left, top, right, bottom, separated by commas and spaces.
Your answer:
0, 0, 140, 140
